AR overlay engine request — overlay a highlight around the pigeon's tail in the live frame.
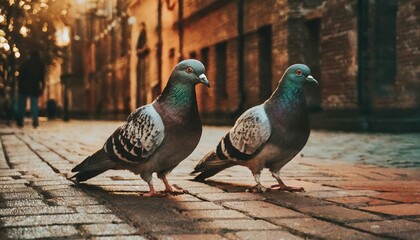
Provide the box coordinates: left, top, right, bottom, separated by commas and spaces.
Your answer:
71, 148, 115, 182
191, 151, 235, 181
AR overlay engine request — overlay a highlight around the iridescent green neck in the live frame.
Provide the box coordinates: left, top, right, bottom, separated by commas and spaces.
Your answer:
268, 80, 305, 109
158, 83, 197, 110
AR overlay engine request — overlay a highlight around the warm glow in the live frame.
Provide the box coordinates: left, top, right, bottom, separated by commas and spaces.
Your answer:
42, 23, 48, 32
19, 26, 29, 37
14, 51, 20, 58
0, 15, 5, 24
128, 16, 136, 25
3, 43, 10, 51
55, 26, 70, 47
40, 2, 48, 8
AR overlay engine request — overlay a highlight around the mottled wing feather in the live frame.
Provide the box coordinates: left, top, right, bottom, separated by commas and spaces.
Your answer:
217, 105, 271, 161
104, 104, 165, 163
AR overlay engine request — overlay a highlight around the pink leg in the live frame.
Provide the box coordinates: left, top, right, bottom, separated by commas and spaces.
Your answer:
143, 182, 159, 197
163, 176, 173, 192
271, 171, 304, 192
162, 176, 184, 195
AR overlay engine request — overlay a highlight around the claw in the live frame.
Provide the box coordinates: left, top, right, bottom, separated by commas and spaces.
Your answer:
246, 184, 268, 193
271, 184, 304, 192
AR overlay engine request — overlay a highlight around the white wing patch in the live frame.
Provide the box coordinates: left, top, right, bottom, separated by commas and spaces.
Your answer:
229, 105, 271, 155
106, 104, 165, 163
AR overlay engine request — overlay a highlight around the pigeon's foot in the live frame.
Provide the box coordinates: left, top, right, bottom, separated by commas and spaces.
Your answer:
142, 183, 163, 197
142, 191, 164, 197
163, 184, 187, 195
271, 184, 304, 192
163, 189, 185, 195
246, 184, 268, 193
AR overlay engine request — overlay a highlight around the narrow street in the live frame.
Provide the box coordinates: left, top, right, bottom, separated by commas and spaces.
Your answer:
0, 120, 419, 239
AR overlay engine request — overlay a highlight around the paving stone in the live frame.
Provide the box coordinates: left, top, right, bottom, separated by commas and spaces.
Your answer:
222, 201, 305, 218
233, 230, 303, 240
126, 220, 200, 235
264, 191, 332, 209
298, 205, 382, 222
360, 203, 420, 216
197, 192, 264, 202
0, 187, 34, 193
184, 186, 226, 194
182, 209, 250, 219
75, 205, 113, 214
0, 206, 75, 216
175, 201, 225, 210
0, 199, 46, 208
97, 185, 148, 192
272, 217, 381, 239
38, 184, 72, 191
349, 220, 420, 240
0, 191, 42, 200
325, 196, 396, 207
0, 179, 29, 185
303, 190, 379, 198
0, 225, 80, 239
81, 223, 138, 236
42, 188, 87, 197
90, 236, 147, 240
0, 176, 14, 181
326, 180, 420, 192
0, 213, 123, 227
47, 196, 101, 206
200, 219, 279, 230
155, 234, 226, 240
31, 180, 73, 186
166, 194, 203, 202
375, 192, 420, 203
0, 170, 21, 177
0, 183, 27, 189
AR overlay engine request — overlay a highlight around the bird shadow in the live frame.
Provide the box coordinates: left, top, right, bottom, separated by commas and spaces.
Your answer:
74, 182, 183, 197
72, 183, 208, 235
195, 179, 252, 193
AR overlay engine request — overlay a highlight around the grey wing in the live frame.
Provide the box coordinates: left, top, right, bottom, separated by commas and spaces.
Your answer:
104, 104, 165, 163
217, 105, 271, 161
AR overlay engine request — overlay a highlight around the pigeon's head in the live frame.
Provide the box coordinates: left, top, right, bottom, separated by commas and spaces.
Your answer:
171, 59, 210, 88
282, 64, 318, 86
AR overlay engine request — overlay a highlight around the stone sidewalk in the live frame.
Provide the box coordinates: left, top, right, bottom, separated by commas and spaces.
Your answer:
0, 120, 419, 239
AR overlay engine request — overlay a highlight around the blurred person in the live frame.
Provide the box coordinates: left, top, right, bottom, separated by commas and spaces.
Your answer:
16, 50, 46, 128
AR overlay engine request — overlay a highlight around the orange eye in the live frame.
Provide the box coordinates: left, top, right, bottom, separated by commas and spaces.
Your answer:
296, 69, 302, 76
186, 67, 193, 74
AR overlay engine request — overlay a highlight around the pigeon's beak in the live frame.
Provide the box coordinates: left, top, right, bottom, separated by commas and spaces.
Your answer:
306, 75, 318, 85
199, 73, 210, 88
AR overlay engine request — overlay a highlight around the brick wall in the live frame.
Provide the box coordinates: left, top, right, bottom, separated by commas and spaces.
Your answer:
371, 0, 420, 109
125, 0, 420, 129
319, 0, 358, 109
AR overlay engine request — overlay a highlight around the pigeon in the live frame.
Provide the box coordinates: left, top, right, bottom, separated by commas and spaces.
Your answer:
192, 64, 317, 192
72, 59, 210, 196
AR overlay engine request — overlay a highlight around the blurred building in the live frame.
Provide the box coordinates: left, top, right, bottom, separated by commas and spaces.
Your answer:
46, 0, 132, 119
124, 0, 419, 131
60, 0, 419, 131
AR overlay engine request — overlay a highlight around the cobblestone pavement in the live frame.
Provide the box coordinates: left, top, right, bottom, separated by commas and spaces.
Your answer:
0, 120, 419, 239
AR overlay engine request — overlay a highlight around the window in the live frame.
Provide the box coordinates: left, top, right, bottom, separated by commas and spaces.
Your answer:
374, 0, 397, 84
215, 42, 227, 98
258, 26, 272, 102
189, 51, 197, 59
